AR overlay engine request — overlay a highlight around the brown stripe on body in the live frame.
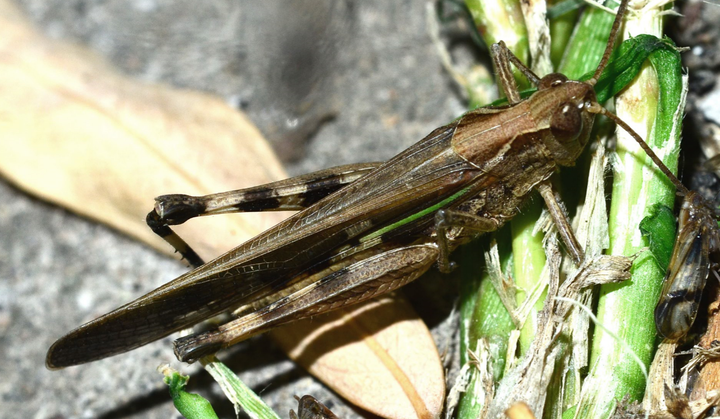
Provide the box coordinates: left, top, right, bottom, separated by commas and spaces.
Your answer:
451, 102, 542, 171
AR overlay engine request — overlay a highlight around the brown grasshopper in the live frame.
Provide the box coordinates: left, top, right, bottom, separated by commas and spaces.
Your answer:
46, 0, 667, 368
654, 189, 720, 341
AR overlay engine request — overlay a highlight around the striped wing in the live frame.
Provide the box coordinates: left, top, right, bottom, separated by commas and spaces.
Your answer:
47, 120, 488, 368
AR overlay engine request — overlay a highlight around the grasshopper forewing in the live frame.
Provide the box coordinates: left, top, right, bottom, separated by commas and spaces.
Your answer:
654, 191, 720, 341
47, 0, 657, 368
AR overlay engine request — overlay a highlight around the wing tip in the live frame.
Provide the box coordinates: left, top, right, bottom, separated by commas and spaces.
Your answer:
46, 337, 75, 370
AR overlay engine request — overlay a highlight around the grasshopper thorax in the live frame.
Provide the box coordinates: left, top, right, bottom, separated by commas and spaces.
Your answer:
532, 73, 598, 166
450, 74, 597, 170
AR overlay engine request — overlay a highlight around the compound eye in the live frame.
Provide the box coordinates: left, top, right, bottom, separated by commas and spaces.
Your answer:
538, 73, 568, 90
551, 103, 583, 142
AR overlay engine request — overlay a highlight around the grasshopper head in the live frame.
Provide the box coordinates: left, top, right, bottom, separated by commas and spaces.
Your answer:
534, 73, 597, 166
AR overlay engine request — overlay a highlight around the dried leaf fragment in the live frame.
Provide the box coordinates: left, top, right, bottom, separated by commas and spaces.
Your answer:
272, 296, 445, 419
0, 1, 287, 261
689, 286, 720, 414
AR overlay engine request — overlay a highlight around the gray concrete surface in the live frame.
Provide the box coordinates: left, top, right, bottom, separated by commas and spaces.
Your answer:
1, 1, 467, 418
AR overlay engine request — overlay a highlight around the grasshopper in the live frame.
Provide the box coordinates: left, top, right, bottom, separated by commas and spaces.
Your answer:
46, 0, 664, 368
654, 189, 720, 341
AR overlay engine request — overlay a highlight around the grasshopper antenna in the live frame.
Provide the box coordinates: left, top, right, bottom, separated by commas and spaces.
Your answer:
585, 0, 689, 196
589, 104, 690, 196
588, 0, 630, 86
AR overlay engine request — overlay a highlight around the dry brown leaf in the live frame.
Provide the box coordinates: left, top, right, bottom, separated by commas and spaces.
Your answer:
643, 341, 678, 417
690, 286, 720, 404
0, 0, 287, 260
0, 2, 444, 418
272, 296, 445, 419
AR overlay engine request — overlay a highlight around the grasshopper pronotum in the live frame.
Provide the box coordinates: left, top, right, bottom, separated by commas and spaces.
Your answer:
46, 0, 685, 368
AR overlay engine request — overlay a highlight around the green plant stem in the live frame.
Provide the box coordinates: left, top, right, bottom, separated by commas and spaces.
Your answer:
548, 0, 579, 68
458, 237, 515, 377
465, 0, 530, 90
557, 2, 616, 79
511, 200, 547, 354
577, 5, 685, 418
456, 236, 515, 419
201, 356, 282, 419
160, 366, 220, 419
